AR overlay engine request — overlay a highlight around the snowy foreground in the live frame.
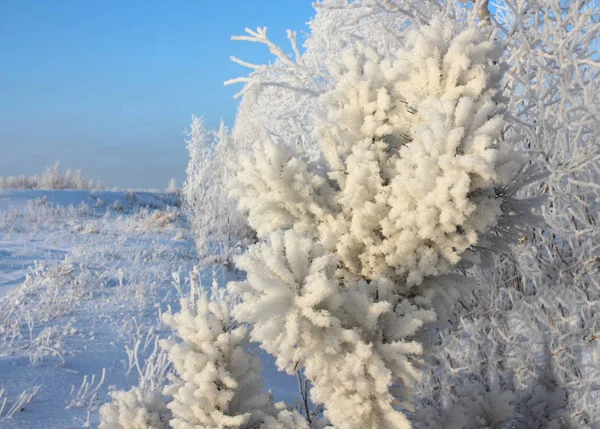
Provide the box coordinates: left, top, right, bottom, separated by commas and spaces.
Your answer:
0, 190, 295, 429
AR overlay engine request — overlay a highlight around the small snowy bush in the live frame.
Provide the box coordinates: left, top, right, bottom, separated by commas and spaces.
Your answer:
160, 284, 275, 428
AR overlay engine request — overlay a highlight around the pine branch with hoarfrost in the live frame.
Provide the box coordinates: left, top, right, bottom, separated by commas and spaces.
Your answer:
230, 230, 436, 428
232, 17, 539, 287
229, 140, 334, 238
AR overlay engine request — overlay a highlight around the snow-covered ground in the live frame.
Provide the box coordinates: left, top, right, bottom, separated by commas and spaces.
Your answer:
0, 190, 296, 428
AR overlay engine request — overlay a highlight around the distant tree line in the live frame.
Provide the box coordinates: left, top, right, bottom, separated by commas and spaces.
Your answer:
0, 162, 102, 191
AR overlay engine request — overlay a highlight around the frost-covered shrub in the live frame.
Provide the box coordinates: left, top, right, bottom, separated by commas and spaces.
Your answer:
413, 321, 577, 429
224, 13, 545, 428
410, 0, 599, 425
182, 116, 255, 265
414, 375, 517, 429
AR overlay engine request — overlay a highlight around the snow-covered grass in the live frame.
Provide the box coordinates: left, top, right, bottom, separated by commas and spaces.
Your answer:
0, 189, 284, 428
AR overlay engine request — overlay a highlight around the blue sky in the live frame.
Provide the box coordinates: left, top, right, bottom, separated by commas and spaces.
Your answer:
0, 0, 315, 189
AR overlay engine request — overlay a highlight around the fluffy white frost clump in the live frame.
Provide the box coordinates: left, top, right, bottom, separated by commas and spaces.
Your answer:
230, 140, 333, 238
232, 18, 527, 286
259, 409, 311, 429
99, 388, 170, 429
160, 289, 273, 429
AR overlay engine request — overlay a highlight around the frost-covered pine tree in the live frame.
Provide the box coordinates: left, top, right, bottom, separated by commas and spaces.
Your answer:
224, 7, 553, 426
219, 0, 598, 427
160, 284, 274, 429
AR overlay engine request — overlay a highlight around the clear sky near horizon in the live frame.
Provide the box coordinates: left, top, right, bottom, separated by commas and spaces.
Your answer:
0, 0, 316, 189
